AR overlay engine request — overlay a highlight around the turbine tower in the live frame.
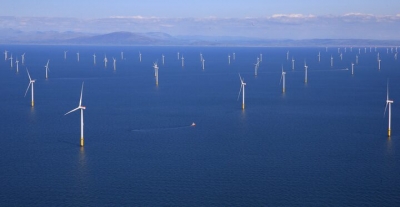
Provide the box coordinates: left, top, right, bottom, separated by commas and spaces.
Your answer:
378, 59, 381, 70
121, 51, 124, 60
228, 55, 231, 65
153, 62, 159, 85
280, 66, 286, 93
24, 68, 36, 107
65, 82, 86, 147
181, 55, 184, 67
291, 57, 295, 70
4, 50, 8, 61
76, 52, 80, 62
237, 74, 246, 110
15, 58, 19, 73
384, 81, 394, 137
44, 59, 50, 79
9, 54, 13, 68
304, 61, 308, 83
139, 52, 142, 62
318, 52, 321, 62
64, 51, 68, 60
162, 54, 165, 65
93, 54, 96, 65
104, 55, 108, 68
113, 57, 116, 71
330, 55, 333, 67
351, 63, 354, 75
202, 58, 205, 70
21, 53, 25, 65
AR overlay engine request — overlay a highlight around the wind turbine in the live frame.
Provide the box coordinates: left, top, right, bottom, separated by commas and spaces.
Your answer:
237, 74, 246, 110
162, 54, 165, 65
280, 66, 286, 93
304, 61, 308, 83
358, 48, 361, 54
318, 52, 321, 62
113, 58, 117, 71
202, 58, 205, 70
177, 52, 180, 60
351, 63, 354, 75
121, 51, 124, 60
21, 53, 25, 65
93, 54, 96, 65
139, 51, 142, 62
378, 59, 381, 70
4, 50, 8, 61
181, 55, 184, 67
153, 62, 159, 85
15, 58, 19, 73
291, 57, 295, 70
104, 55, 108, 68
330, 55, 333, 67
9, 54, 13, 68
395, 52, 398, 60
254, 61, 259, 76
356, 55, 359, 64
287, 51, 289, 60
64, 51, 68, 60
384, 80, 394, 137
24, 68, 36, 107
260, 53, 263, 62
44, 59, 50, 79
76, 52, 80, 62
65, 82, 86, 147
228, 55, 231, 65
233, 52, 236, 60
340, 53, 343, 61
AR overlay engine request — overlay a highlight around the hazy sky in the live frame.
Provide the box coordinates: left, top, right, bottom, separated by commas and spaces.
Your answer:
2, 0, 399, 18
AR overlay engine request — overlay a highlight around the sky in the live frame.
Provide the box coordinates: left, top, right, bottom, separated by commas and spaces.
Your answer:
1, 1, 400, 40
2, 0, 399, 18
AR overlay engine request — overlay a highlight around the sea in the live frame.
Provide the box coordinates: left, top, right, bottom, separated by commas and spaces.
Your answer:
1, 45, 400, 206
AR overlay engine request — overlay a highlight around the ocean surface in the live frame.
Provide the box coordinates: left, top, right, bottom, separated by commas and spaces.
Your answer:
1, 45, 400, 206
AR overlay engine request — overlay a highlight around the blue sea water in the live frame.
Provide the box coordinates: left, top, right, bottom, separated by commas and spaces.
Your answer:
1, 45, 400, 206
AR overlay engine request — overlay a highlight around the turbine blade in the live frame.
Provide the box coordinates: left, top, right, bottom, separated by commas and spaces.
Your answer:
26, 68, 31, 81
387, 79, 389, 100
79, 82, 84, 107
24, 82, 31, 97
237, 85, 243, 101
279, 74, 283, 85
384, 103, 388, 117
64, 107, 80, 116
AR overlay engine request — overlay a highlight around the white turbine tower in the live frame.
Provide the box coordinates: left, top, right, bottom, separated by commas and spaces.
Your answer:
384, 80, 394, 137
44, 59, 50, 79
181, 55, 184, 67
280, 66, 286, 93
64, 51, 68, 60
330, 55, 333, 67
121, 51, 124, 60
104, 55, 108, 68
9, 54, 13, 68
65, 82, 86, 147
237, 74, 246, 110
153, 62, 159, 85
139, 52, 142, 62
4, 50, 8, 61
378, 59, 381, 70
233, 52, 236, 60
162, 54, 165, 65
318, 52, 321, 62
76, 52, 80, 62
93, 54, 96, 65
304, 61, 308, 83
351, 63, 354, 75
291, 57, 295, 70
113, 57, 116, 71
202, 58, 205, 70
177, 52, 180, 60
24, 68, 36, 107
21, 53, 25, 65
15, 58, 19, 73
340, 53, 343, 61
228, 55, 231, 65
287, 51, 289, 60
356, 55, 359, 64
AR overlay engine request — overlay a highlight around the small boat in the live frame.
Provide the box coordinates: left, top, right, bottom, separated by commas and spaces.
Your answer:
191, 122, 196, 127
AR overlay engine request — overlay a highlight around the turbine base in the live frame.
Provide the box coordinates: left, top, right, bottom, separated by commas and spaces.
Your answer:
80, 137, 84, 147
31, 101, 34, 107
388, 129, 391, 137
242, 104, 245, 110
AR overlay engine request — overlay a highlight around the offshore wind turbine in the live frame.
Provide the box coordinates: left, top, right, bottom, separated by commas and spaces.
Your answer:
181, 55, 184, 67
318, 52, 321, 62
378, 59, 381, 70
237, 74, 246, 110
330, 55, 333, 67
395, 52, 398, 60
202, 58, 205, 70
121, 51, 124, 60
351, 63, 354, 75
228, 54, 231, 65
162, 54, 165, 65
340, 53, 343, 61
44, 59, 50, 79
287, 51, 289, 60
233, 52, 236, 60
4, 50, 8, 61
113, 57, 116, 71
384, 80, 394, 137
64, 82, 86, 147
358, 48, 361, 54
280, 66, 286, 93
304, 61, 308, 83
24, 68, 36, 107
177, 52, 180, 60
254, 61, 259, 76
9, 54, 13, 68
64, 51, 68, 60
104, 55, 108, 68
356, 55, 359, 64
15, 58, 19, 73
76, 52, 80, 62
153, 62, 159, 85
93, 54, 96, 65
292, 57, 295, 70
21, 53, 25, 65
139, 51, 142, 62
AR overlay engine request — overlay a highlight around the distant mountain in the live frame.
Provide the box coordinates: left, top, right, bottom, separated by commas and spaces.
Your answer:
0, 30, 399, 47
